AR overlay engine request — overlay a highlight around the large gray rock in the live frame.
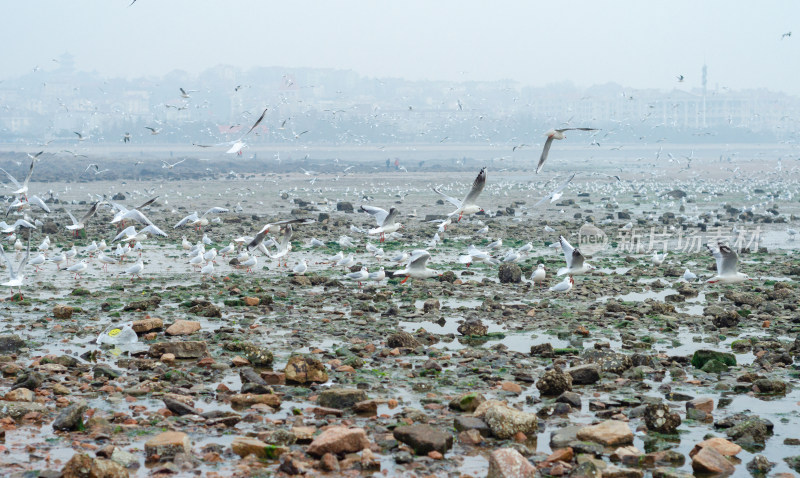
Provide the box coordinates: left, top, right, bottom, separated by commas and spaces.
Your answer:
498, 263, 522, 283
0, 334, 25, 353
393, 424, 453, 455
318, 388, 367, 409
53, 400, 88, 431
148, 341, 208, 359
566, 364, 601, 385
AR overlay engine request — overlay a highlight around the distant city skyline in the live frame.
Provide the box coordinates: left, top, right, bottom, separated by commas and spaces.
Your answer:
1, 1, 799, 96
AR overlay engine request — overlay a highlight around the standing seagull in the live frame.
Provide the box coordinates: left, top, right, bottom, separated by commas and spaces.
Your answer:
536, 128, 598, 173
531, 264, 547, 288
549, 276, 574, 292
360, 205, 402, 243
557, 235, 595, 275
433, 167, 487, 222
706, 243, 750, 283
0, 238, 29, 299
393, 250, 440, 284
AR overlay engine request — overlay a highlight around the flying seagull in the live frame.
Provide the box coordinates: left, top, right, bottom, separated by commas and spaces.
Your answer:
360, 205, 402, 243
536, 128, 598, 174
535, 173, 576, 207
432, 167, 487, 222
244, 107, 267, 136
557, 235, 595, 275
706, 243, 750, 283
65, 200, 104, 237
0, 160, 37, 199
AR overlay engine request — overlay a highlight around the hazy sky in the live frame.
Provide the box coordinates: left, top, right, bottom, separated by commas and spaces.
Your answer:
3, 1, 799, 95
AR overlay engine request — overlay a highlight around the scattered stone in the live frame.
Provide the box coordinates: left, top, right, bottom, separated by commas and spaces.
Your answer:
61, 453, 129, 478
576, 420, 634, 446
747, 455, 775, 475
691, 349, 736, 369
4, 387, 34, 401
123, 295, 161, 311
487, 447, 536, 478
686, 397, 713, 414
0, 334, 25, 353
53, 399, 88, 431
566, 364, 601, 385
393, 424, 453, 455
482, 402, 538, 439
284, 355, 328, 384
454, 416, 491, 437
423, 298, 440, 313
305, 426, 369, 456
457, 318, 488, 336
318, 388, 366, 409
644, 403, 681, 434
165, 320, 201, 336
556, 391, 582, 409
132, 317, 163, 333
449, 392, 485, 412
536, 368, 573, 396
52, 304, 74, 319
691, 446, 735, 475
386, 331, 420, 348
498, 263, 522, 283
148, 341, 207, 359
144, 431, 191, 460
232, 436, 287, 460
690, 437, 741, 457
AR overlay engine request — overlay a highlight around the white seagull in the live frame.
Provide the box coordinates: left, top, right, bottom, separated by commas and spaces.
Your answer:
557, 235, 594, 275
360, 205, 402, 243
535, 173, 576, 206
393, 249, 440, 284
706, 243, 749, 283
0, 160, 36, 199
433, 167, 487, 222
549, 276, 574, 292
531, 264, 547, 287
0, 240, 29, 299
536, 128, 598, 174
174, 207, 229, 231
65, 200, 104, 237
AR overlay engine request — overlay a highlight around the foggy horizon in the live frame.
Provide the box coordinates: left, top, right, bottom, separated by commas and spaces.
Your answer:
2, 1, 799, 96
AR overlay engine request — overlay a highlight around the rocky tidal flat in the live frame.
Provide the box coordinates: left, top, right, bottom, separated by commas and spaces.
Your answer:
1, 169, 800, 477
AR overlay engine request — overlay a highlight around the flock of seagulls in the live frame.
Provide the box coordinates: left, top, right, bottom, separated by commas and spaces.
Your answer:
0, 151, 768, 299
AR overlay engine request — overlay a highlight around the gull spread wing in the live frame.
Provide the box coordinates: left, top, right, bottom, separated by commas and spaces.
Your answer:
462, 167, 487, 206
407, 249, 431, 269
536, 136, 556, 174
174, 212, 199, 228
22, 160, 35, 188
432, 186, 462, 208
0, 168, 21, 189
245, 107, 268, 136
202, 206, 229, 218
113, 225, 137, 242
360, 205, 389, 226
718, 243, 739, 275
535, 173, 575, 207
141, 224, 168, 237
559, 235, 584, 269
29, 196, 50, 213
